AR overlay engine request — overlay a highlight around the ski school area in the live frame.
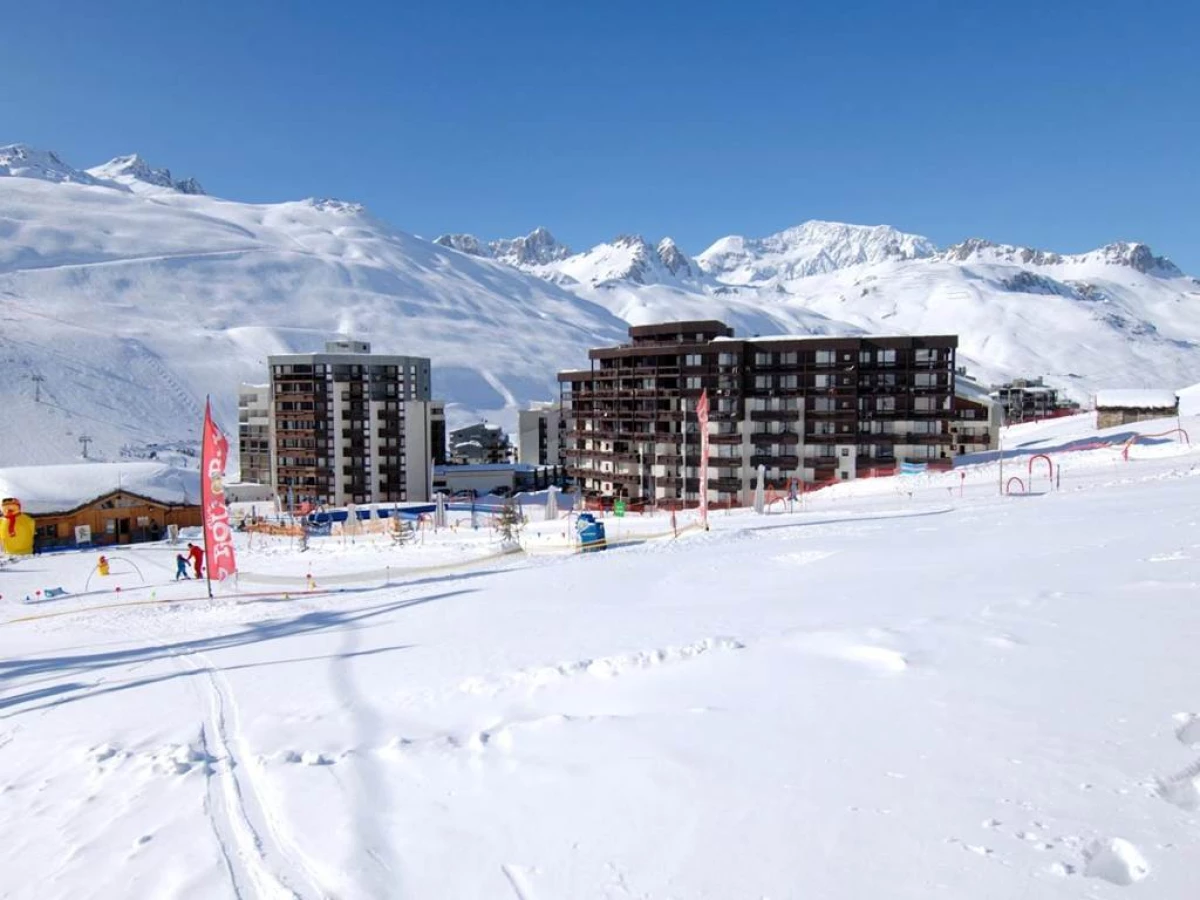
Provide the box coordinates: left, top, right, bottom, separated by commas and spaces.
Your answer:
2, 411, 1200, 898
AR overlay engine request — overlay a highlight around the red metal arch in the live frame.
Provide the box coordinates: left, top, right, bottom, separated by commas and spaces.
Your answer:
1028, 453, 1053, 481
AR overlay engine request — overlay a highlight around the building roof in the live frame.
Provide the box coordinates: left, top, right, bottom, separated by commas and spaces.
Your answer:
709, 333, 957, 346
955, 377, 998, 404
0, 462, 202, 516
434, 463, 536, 474
1178, 381, 1200, 416
1094, 389, 1179, 410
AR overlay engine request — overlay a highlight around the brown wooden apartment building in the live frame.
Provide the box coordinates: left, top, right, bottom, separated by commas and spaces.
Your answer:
558, 321, 971, 507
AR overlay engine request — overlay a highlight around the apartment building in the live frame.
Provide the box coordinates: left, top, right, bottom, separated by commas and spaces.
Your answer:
516, 401, 566, 467
267, 340, 434, 507
558, 321, 959, 506
448, 422, 511, 464
952, 378, 1003, 456
988, 377, 1071, 423
237, 383, 271, 485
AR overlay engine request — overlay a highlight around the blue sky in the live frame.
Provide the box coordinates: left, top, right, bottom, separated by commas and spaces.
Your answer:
4, 0, 1198, 269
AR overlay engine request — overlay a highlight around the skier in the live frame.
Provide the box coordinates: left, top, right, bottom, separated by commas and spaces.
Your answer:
187, 542, 204, 580
175, 553, 190, 580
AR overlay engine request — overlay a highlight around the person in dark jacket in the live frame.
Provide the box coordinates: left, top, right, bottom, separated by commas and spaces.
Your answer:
175, 553, 190, 580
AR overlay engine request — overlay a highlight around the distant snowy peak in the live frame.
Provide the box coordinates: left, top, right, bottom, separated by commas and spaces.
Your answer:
657, 237, 697, 278
87, 154, 206, 195
0, 144, 102, 186
434, 227, 572, 267
493, 227, 572, 267
696, 220, 936, 285
434, 233, 488, 257
943, 238, 1181, 276
554, 234, 702, 286
1074, 242, 1181, 277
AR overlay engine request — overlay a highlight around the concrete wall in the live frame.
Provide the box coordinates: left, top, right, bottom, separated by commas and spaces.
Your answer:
403, 401, 432, 502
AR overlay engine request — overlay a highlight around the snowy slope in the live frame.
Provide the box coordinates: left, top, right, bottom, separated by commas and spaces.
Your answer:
2, 416, 1200, 897
0, 146, 629, 467
456, 220, 1200, 402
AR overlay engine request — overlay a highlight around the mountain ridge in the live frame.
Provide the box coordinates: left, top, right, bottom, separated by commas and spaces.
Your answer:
1, 143, 1197, 470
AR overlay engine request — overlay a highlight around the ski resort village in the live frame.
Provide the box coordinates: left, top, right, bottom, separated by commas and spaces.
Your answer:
3, 135, 1200, 898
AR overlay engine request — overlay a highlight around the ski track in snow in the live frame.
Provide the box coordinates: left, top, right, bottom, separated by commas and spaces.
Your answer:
501, 863, 538, 900
176, 652, 325, 899
326, 625, 401, 896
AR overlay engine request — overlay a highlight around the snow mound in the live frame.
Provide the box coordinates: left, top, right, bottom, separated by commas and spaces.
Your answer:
1083, 838, 1150, 885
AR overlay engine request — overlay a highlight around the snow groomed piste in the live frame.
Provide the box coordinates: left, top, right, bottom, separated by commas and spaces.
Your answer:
3, 411, 1200, 897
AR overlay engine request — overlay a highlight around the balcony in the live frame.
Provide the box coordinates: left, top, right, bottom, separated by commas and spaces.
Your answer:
707, 477, 742, 493
750, 454, 799, 469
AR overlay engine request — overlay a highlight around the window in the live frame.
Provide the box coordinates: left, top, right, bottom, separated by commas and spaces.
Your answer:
876, 397, 896, 412
815, 350, 835, 366
962, 409, 976, 419
813, 397, 834, 412
755, 352, 773, 366
915, 348, 937, 363
779, 374, 798, 389
841, 448, 850, 457
859, 350, 873, 363
684, 354, 702, 367
813, 421, 836, 435
686, 376, 702, 389
878, 349, 897, 365
755, 375, 771, 390
781, 352, 797, 365
718, 353, 737, 366
914, 396, 937, 411
814, 374, 832, 389
915, 372, 937, 387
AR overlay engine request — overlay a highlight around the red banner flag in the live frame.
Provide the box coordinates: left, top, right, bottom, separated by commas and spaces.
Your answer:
201, 399, 238, 582
696, 389, 710, 528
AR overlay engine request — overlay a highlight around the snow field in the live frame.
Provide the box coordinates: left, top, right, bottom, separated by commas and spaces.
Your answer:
2, 416, 1200, 897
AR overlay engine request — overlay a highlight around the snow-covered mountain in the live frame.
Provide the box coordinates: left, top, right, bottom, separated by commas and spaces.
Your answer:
3, 141, 1198, 468
433, 226, 572, 267
87, 154, 206, 195
0, 145, 103, 186
697, 221, 937, 285
0, 146, 628, 467
444, 220, 1200, 403
550, 234, 705, 287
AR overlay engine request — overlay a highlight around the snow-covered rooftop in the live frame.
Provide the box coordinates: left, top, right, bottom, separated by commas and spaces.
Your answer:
1094, 389, 1178, 410
955, 377, 996, 403
1178, 381, 1200, 416
0, 462, 201, 515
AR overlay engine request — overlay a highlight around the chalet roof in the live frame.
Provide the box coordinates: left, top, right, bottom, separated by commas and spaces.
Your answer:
0, 462, 202, 516
1094, 389, 1179, 410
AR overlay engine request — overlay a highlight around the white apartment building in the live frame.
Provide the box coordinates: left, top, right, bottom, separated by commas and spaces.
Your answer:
267, 340, 434, 507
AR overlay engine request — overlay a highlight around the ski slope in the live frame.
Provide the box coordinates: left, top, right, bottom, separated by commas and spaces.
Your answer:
0, 151, 629, 466
2, 415, 1199, 897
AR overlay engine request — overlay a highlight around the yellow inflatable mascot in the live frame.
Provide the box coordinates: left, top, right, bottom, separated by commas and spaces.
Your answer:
1, 497, 35, 555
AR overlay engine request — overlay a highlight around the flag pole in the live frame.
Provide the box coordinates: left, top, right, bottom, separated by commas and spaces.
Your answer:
202, 396, 214, 599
